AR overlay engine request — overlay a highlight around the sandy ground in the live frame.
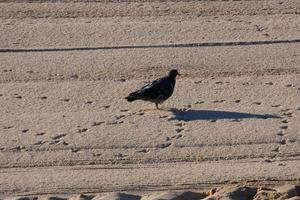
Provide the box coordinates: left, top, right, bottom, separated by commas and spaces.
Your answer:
0, 0, 300, 199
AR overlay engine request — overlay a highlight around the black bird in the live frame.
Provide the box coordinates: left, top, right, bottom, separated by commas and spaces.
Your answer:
125, 69, 180, 109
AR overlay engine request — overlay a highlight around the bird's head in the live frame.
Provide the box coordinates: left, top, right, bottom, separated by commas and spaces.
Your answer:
168, 69, 181, 78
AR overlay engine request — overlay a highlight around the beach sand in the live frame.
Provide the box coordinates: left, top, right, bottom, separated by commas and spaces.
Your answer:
0, 0, 299, 199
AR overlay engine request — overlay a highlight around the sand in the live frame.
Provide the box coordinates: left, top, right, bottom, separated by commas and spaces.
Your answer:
0, 0, 299, 199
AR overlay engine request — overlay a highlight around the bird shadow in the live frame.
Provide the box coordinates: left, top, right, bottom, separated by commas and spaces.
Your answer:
168, 108, 281, 121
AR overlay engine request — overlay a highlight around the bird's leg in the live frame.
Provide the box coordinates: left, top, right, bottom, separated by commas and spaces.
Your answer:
155, 103, 159, 110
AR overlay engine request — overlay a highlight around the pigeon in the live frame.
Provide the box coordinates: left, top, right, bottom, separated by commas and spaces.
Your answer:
125, 69, 180, 109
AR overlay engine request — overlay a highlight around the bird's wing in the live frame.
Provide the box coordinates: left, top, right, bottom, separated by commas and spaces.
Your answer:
139, 77, 163, 91
136, 77, 172, 100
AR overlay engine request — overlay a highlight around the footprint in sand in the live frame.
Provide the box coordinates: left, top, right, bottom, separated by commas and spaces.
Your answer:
70, 148, 80, 153
59, 141, 69, 145
183, 104, 192, 108
32, 140, 47, 146
272, 147, 280, 152
116, 153, 126, 158
120, 109, 129, 112
0, 94, 3, 97
3, 126, 13, 129
281, 120, 288, 124
78, 128, 88, 133
156, 142, 171, 149
92, 121, 104, 126
278, 163, 286, 166
92, 153, 102, 157
159, 115, 169, 119
212, 100, 225, 103
234, 100, 241, 103
49, 140, 59, 145
287, 138, 296, 143
174, 122, 186, 131
115, 115, 125, 120
35, 132, 45, 136
61, 98, 70, 102
252, 102, 262, 105
277, 131, 284, 136
11, 145, 25, 151
263, 159, 272, 163
280, 108, 290, 112
3, 69, 12, 72
282, 112, 293, 117
175, 128, 184, 133
278, 138, 286, 145
242, 82, 253, 86
21, 129, 29, 133
85, 101, 93, 104
49, 140, 68, 145
26, 70, 35, 74
70, 74, 79, 79
51, 133, 66, 140
194, 80, 202, 84
174, 122, 184, 127
167, 116, 179, 121
39, 96, 47, 99
271, 104, 281, 107
195, 101, 205, 104
117, 78, 126, 82
171, 134, 183, 139
280, 126, 288, 130
265, 82, 274, 85
106, 121, 118, 125
137, 149, 150, 153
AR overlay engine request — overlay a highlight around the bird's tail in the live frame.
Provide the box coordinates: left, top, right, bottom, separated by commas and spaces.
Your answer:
125, 92, 138, 102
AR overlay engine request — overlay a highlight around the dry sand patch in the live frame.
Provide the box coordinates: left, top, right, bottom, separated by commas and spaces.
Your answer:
0, 0, 299, 198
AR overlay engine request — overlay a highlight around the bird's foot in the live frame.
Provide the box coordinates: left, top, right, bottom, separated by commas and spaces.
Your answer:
155, 104, 171, 111
155, 103, 159, 110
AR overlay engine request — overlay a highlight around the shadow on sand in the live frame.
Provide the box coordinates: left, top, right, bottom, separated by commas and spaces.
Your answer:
169, 108, 281, 121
